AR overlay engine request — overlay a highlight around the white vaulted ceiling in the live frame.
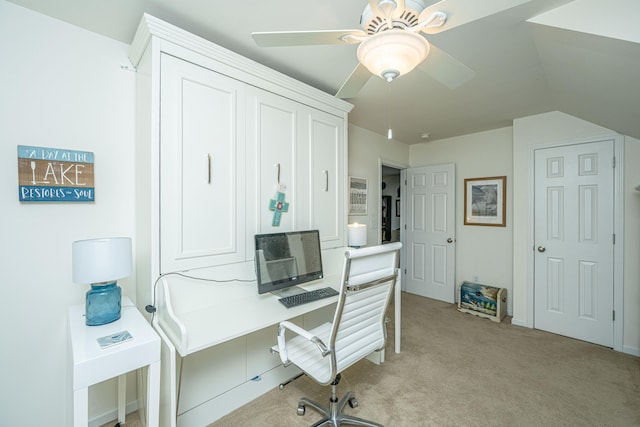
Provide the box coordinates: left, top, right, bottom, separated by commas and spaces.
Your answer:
6, 0, 640, 144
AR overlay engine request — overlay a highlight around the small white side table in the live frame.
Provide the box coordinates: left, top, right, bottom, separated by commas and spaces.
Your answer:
69, 296, 161, 427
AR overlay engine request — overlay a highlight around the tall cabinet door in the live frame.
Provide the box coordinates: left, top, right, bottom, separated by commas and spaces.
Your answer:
247, 88, 300, 233
160, 54, 246, 273
307, 109, 346, 249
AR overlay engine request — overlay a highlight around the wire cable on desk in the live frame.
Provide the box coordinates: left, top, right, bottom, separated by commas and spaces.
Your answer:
145, 271, 255, 321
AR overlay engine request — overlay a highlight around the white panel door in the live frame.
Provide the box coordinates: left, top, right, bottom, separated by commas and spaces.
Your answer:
160, 53, 246, 273
308, 109, 345, 249
534, 140, 614, 347
248, 88, 299, 233
405, 164, 456, 302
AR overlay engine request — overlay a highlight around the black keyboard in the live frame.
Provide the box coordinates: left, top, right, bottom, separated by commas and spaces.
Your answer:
278, 287, 339, 308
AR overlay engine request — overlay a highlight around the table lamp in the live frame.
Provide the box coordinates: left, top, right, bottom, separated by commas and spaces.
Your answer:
72, 237, 132, 326
347, 223, 367, 249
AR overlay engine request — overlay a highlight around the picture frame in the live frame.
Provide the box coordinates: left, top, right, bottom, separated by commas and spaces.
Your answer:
464, 176, 506, 227
348, 176, 368, 215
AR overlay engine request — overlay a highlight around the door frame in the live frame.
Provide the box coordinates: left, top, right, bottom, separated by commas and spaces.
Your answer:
526, 134, 624, 351
378, 158, 408, 290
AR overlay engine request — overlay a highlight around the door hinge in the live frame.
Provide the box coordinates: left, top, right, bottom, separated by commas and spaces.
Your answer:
613, 156, 616, 168
613, 310, 616, 321
404, 224, 407, 230
404, 268, 407, 275
613, 234, 616, 244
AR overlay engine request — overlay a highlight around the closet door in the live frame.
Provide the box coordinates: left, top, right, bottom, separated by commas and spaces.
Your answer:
160, 54, 246, 273
307, 108, 346, 249
247, 88, 301, 233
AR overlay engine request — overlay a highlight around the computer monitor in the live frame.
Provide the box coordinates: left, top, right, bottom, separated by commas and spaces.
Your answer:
255, 230, 323, 295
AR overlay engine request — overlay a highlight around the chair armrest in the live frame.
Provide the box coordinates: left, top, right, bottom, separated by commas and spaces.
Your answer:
277, 321, 330, 364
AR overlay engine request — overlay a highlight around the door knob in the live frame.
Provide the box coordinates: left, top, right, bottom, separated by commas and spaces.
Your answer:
537, 246, 546, 253
447, 238, 454, 243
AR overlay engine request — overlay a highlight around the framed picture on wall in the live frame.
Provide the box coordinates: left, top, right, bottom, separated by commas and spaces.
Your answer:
464, 176, 506, 226
349, 176, 368, 215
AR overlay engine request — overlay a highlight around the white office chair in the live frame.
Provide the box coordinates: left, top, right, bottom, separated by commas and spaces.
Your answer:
275, 242, 402, 426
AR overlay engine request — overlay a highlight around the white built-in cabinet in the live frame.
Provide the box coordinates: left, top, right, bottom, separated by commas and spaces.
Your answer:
143, 40, 349, 278
129, 14, 352, 427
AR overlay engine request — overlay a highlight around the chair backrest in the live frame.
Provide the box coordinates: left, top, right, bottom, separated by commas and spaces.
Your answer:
328, 242, 401, 378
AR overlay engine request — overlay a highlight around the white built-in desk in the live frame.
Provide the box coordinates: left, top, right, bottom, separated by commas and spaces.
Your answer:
153, 255, 401, 426
68, 297, 161, 427
156, 274, 401, 357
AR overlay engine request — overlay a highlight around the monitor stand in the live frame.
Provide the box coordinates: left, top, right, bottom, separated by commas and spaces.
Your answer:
271, 286, 307, 298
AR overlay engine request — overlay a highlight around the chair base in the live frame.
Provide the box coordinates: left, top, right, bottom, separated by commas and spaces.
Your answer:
298, 388, 382, 427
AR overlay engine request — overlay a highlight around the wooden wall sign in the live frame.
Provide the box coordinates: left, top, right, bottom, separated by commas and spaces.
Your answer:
17, 145, 95, 202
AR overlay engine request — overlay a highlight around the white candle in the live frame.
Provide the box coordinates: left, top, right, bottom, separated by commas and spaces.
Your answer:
347, 223, 367, 248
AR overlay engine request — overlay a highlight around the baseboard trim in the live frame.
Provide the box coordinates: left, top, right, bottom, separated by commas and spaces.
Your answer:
510, 318, 528, 328
89, 400, 139, 427
622, 345, 640, 357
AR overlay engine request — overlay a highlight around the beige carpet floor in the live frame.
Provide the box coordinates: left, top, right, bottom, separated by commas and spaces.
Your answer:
104, 292, 640, 426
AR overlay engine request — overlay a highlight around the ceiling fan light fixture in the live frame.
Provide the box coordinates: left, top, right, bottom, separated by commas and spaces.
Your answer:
382, 70, 399, 82
357, 29, 429, 81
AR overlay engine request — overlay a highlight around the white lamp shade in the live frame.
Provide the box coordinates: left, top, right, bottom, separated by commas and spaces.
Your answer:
348, 223, 368, 247
357, 29, 430, 80
72, 237, 132, 284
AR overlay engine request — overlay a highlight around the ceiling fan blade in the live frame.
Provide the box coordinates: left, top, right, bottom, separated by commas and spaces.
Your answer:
335, 63, 372, 99
419, 0, 533, 34
251, 29, 366, 47
419, 43, 475, 89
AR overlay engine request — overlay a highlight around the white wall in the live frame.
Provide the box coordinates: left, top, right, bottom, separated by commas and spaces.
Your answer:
409, 127, 514, 312
623, 137, 640, 355
0, 2, 137, 425
623, 137, 640, 356
348, 125, 410, 246
513, 111, 640, 355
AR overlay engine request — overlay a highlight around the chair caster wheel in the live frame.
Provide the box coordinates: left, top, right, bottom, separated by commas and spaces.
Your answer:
348, 397, 358, 409
297, 404, 306, 416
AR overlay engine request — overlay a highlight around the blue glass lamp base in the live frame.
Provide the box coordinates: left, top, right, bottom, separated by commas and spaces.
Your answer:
86, 282, 121, 326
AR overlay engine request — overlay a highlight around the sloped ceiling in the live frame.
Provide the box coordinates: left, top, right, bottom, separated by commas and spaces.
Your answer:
5, 0, 640, 144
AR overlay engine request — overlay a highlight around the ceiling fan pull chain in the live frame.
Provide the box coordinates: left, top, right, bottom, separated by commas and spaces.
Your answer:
387, 81, 393, 140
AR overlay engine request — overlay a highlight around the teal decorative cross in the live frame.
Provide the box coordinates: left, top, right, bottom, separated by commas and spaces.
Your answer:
269, 192, 289, 226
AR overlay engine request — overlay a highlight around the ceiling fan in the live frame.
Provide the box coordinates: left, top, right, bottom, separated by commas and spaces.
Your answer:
252, 0, 531, 98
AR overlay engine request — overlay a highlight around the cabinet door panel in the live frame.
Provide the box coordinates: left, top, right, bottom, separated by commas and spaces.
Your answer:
160, 54, 245, 273
178, 338, 246, 413
308, 110, 345, 248
248, 89, 299, 233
